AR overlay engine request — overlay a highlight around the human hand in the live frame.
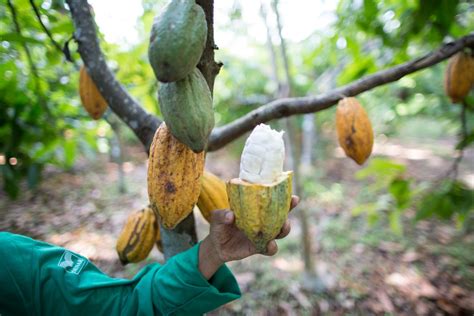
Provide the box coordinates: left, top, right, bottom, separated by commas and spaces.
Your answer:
198, 195, 299, 279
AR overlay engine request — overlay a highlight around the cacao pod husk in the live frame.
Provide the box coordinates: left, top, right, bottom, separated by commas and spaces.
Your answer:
147, 123, 205, 229
148, 0, 207, 82
336, 97, 374, 165
197, 171, 229, 222
159, 68, 214, 153
116, 207, 157, 265
226, 171, 293, 253
79, 66, 108, 120
444, 51, 474, 103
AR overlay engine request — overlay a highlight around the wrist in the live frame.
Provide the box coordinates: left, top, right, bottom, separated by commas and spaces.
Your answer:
198, 236, 224, 280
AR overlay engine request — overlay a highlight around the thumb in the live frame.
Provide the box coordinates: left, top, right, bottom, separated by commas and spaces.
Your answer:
211, 209, 234, 225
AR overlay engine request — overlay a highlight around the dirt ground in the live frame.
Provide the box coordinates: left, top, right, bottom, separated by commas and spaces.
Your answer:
1, 137, 473, 315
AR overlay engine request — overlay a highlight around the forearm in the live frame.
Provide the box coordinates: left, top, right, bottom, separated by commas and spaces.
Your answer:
199, 236, 224, 279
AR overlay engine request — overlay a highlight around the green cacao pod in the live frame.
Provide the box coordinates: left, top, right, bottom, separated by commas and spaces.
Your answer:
159, 68, 214, 153
226, 124, 293, 253
147, 123, 205, 229
336, 97, 374, 165
116, 207, 157, 265
148, 0, 207, 82
444, 51, 474, 103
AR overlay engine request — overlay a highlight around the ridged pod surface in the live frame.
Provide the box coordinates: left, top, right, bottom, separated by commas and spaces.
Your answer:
159, 68, 214, 153
148, 0, 207, 82
147, 123, 205, 229
197, 171, 229, 222
227, 172, 293, 253
444, 51, 474, 103
227, 124, 292, 253
116, 207, 157, 264
336, 97, 374, 165
79, 66, 108, 120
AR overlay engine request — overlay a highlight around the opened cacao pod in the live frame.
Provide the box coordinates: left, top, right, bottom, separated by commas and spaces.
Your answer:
147, 123, 205, 229
79, 66, 108, 120
116, 207, 157, 265
336, 97, 374, 165
444, 51, 474, 103
197, 171, 229, 223
226, 124, 293, 253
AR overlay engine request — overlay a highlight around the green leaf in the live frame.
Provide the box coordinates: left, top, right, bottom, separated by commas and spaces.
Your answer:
455, 130, 474, 150
389, 178, 411, 209
31, 140, 60, 162
389, 211, 403, 235
367, 211, 379, 226
352, 202, 377, 216
0, 33, 43, 44
416, 190, 454, 221
356, 158, 406, 180
63, 139, 76, 168
448, 181, 474, 215
1, 165, 19, 199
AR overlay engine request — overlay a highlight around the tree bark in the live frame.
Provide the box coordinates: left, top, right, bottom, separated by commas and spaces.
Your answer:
272, 0, 314, 274
160, 0, 220, 259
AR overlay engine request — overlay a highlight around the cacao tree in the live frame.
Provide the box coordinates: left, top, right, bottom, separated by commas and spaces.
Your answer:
1, 0, 473, 260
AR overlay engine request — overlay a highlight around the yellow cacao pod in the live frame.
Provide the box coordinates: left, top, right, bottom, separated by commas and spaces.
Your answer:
226, 124, 293, 253
79, 66, 108, 120
197, 171, 230, 222
336, 97, 374, 165
116, 207, 157, 265
444, 51, 474, 103
147, 123, 205, 229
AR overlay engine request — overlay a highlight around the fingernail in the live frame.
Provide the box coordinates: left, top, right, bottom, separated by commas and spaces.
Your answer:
225, 211, 233, 223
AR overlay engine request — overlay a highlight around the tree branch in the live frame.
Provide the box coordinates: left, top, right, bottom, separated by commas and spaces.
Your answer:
29, 0, 66, 59
196, 0, 222, 92
65, 0, 160, 151
208, 33, 474, 151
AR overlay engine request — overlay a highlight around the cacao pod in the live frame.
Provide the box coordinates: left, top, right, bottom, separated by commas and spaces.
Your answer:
159, 68, 214, 153
116, 207, 157, 265
148, 0, 207, 82
147, 123, 205, 229
336, 97, 374, 165
444, 51, 474, 103
79, 66, 108, 120
226, 124, 293, 253
197, 171, 229, 222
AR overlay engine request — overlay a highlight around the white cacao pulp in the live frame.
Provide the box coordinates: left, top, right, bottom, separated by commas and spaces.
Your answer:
239, 124, 285, 184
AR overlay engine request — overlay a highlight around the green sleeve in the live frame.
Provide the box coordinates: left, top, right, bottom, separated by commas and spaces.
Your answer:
0, 232, 241, 316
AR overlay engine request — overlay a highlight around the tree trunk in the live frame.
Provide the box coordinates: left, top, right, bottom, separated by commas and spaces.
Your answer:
272, 0, 314, 273
160, 0, 220, 260
105, 112, 127, 194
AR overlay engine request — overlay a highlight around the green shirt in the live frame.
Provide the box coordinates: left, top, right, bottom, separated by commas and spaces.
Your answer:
0, 232, 241, 315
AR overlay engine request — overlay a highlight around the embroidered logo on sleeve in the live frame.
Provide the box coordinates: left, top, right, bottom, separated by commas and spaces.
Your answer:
58, 251, 87, 274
